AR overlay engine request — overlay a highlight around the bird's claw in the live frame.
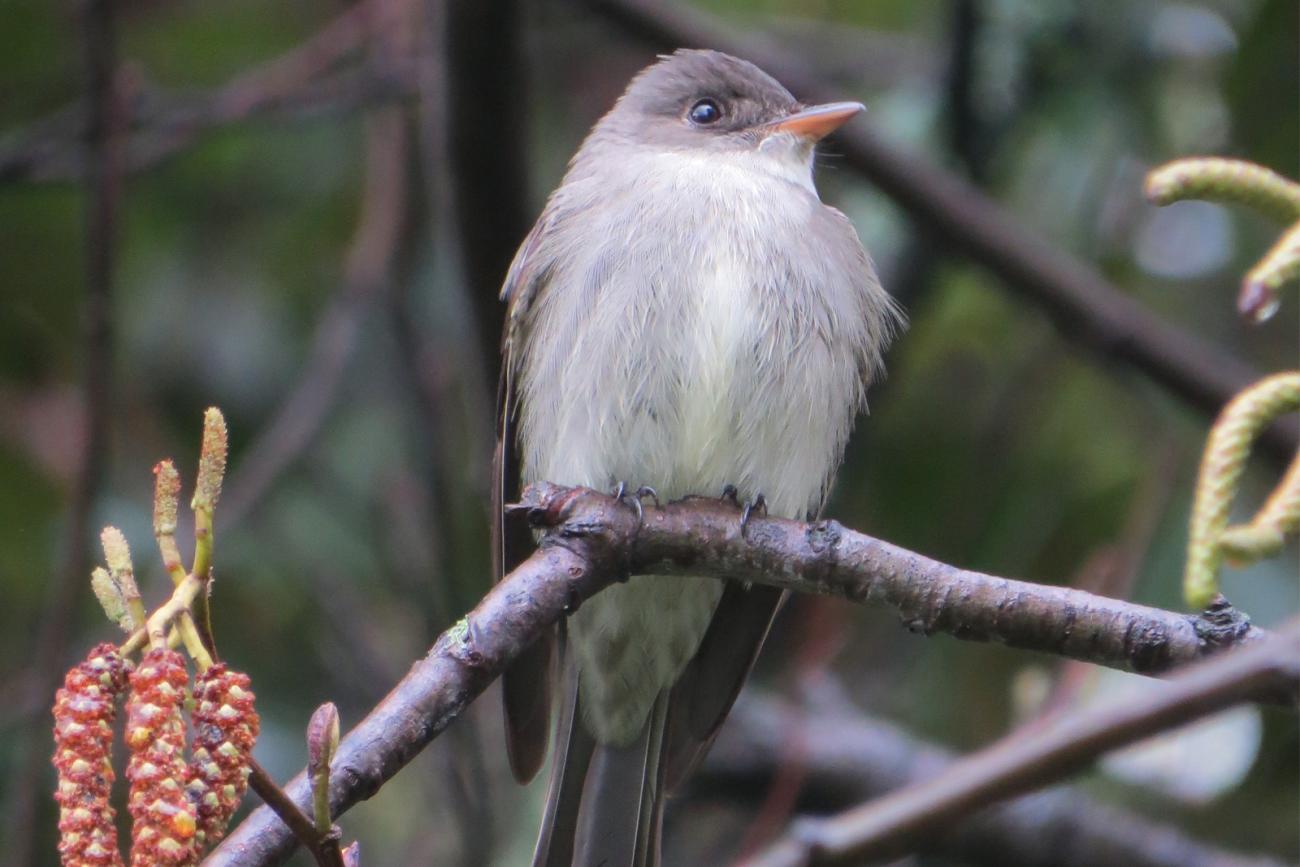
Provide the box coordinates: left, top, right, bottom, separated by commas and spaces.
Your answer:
611, 482, 660, 529
740, 492, 767, 537
717, 484, 765, 537
634, 485, 661, 509
720, 484, 741, 507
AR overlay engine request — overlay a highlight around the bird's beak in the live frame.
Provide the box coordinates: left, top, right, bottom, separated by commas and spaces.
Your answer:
766, 101, 865, 141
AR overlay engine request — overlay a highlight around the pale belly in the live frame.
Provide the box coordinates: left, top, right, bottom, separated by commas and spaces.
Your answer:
525, 264, 844, 746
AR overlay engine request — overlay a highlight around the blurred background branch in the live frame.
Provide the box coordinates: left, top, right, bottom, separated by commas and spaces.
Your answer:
746, 619, 1299, 866
0, 1, 415, 185
220, 105, 411, 529
697, 687, 1291, 867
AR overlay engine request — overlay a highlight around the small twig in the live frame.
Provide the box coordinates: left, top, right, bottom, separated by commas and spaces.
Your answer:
745, 621, 1300, 866
141, 574, 204, 650
407, 6, 506, 852
732, 596, 843, 860
208, 485, 1280, 866
0, 67, 415, 185
246, 758, 344, 867
203, 0, 379, 118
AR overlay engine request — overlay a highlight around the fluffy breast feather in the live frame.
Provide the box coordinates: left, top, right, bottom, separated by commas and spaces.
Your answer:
512, 147, 897, 744
516, 147, 892, 514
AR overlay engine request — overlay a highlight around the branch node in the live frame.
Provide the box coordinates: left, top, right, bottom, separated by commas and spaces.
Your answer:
1193, 595, 1255, 650
806, 520, 845, 553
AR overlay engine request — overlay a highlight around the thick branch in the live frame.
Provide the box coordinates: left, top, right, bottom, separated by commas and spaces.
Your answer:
209, 485, 1277, 865
584, 0, 1298, 461
698, 690, 1290, 867
747, 620, 1300, 866
512, 486, 1270, 676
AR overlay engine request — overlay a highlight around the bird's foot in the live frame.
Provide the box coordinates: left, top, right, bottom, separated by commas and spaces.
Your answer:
716, 484, 765, 536
740, 492, 767, 538
611, 482, 661, 528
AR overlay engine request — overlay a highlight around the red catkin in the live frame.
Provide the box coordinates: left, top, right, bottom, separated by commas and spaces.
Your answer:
52, 643, 132, 867
186, 663, 259, 850
124, 648, 196, 866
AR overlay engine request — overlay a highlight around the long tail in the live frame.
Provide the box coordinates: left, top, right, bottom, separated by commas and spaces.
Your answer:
532, 584, 785, 866
533, 663, 669, 867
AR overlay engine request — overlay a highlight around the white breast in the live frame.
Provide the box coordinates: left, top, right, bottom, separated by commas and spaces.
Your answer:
675, 252, 754, 477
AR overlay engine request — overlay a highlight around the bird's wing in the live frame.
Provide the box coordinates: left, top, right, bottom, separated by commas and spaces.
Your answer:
663, 501, 834, 789
663, 582, 786, 790
495, 211, 560, 784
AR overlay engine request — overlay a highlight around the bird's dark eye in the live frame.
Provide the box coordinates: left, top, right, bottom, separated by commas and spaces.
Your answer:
688, 98, 721, 125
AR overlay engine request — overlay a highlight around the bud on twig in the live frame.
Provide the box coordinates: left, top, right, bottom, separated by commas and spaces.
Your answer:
153, 460, 189, 585
153, 460, 181, 538
91, 566, 132, 632
100, 527, 145, 632
1241, 222, 1300, 324
307, 702, 340, 836
192, 408, 228, 515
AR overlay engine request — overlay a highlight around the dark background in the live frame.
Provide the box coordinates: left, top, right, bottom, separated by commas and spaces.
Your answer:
1, 0, 1296, 864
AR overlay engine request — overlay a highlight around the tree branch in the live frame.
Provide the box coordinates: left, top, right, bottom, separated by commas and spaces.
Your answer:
0, 67, 414, 184
746, 619, 1300, 866
220, 105, 411, 529
0, 0, 416, 185
698, 689, 1291, 867
582, 0, 1299, 461
208, 485, 1279, 865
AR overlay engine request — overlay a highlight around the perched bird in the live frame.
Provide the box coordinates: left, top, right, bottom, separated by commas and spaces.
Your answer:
493, 48, 900, 866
